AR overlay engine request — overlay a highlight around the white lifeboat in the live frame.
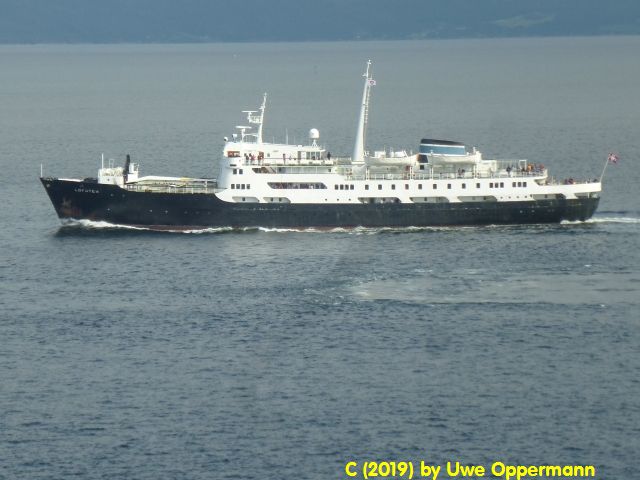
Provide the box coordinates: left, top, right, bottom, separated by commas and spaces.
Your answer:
365, 149, 415, 167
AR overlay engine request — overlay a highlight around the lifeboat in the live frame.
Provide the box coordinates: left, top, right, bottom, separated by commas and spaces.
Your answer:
364, 149, 415, 167
419, 139, 480, 166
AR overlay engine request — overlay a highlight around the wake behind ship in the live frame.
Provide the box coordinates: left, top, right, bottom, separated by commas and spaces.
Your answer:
41, 61, 601, 230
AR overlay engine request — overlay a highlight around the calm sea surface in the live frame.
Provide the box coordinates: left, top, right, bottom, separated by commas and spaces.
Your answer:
1, 37, 639, 479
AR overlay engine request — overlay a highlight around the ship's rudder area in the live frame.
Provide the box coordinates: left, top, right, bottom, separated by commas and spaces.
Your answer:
561, 196, 600, 222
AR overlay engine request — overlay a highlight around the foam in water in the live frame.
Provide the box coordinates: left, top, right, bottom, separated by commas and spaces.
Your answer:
59, 215, 640, 235
561, 216, 640, 225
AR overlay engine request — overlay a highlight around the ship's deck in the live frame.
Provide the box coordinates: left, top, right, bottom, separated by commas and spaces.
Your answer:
124, 177, 219, 194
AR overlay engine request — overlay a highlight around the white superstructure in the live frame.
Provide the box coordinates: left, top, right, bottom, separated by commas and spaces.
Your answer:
213, 62, 600, 206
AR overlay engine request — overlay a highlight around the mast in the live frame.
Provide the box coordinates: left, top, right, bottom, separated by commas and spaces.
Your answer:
244, 93, 267, 144
352, 60, 375, 165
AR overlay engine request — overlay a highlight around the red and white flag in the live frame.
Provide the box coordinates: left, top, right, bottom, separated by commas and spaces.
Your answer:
608, 153, 619, 164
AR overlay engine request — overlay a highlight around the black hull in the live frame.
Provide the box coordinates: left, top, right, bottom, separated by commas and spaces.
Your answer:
41, 178, 600, 229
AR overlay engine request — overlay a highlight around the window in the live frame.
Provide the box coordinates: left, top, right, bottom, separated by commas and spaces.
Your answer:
335, 185, 339, 190
350, 185, 354, 190
420, 165, 425, 170
476, 183, 481, 188
365, 184, 369, 190
500, 182, 504, 188
405, 184, 409, 190
447, 184, 451, 189
233, 169, 237, 174
391, 184, 396, 190
462, 183, 466, 189
378, 184, 382, 190
339, 185, 344, 190
512, 182, 516, 187
418, 184, 423, 190
231, 184, 235, 189
517, 182, 522, 187
239, 169, 243, 174
523, 182, 527, 187
490, 182, 493, 188
433, 184, 437, 190
247, 185, 250, 190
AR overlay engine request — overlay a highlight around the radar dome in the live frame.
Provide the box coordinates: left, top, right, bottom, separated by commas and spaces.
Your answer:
309, 128, 320, 140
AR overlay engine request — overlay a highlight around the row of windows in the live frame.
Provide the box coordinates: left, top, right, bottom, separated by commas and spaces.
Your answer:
233, 168, 530, 191
486, 182, 526, 188
343, 182, 530, 191
269, 183, 326, 189
234, 181, 529, 192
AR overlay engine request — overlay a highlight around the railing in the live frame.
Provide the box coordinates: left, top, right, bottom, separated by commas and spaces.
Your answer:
254, 165, 336, 175
239, 158, 335, 166
125, 179, 218, 194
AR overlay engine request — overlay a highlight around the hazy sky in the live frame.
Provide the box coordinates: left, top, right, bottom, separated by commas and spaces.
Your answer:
1, 0, 639, 43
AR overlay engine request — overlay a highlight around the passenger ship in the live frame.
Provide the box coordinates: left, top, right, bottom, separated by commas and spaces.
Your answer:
41, 61, 600, 229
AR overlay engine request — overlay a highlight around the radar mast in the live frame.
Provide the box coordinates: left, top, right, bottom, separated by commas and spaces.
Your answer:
352, 60, 375, 165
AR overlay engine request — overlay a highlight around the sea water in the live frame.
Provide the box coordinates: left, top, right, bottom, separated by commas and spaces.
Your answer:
0, 37, 639, 479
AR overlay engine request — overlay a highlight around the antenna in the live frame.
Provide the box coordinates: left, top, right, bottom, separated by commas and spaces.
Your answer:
245, 93, 267, 144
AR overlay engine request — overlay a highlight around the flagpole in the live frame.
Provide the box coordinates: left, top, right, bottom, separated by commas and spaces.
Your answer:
599, 157, 609, 183
600, 153, 618, 182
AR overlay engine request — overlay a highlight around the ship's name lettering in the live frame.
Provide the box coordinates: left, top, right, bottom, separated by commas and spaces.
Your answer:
74, 187, 100, 194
